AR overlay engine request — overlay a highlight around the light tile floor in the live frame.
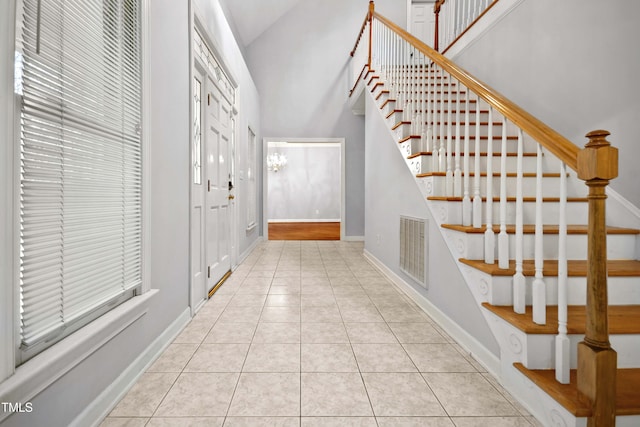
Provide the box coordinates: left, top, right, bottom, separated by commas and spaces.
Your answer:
102, 241, 543, 427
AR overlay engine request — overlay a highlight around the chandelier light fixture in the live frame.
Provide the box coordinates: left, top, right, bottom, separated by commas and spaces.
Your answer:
267, 152, 287, 172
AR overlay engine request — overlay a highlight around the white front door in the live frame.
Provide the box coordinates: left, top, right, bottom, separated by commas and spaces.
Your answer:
205, 77, 232, 292
411, 2, 436, 47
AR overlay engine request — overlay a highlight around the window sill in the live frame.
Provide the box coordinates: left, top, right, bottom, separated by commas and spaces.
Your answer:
0, 289, 158, 423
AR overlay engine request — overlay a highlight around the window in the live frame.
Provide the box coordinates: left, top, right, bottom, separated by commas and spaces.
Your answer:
247, 127, 257, 230
193, 77, 202, 185
16, 0, 143, 362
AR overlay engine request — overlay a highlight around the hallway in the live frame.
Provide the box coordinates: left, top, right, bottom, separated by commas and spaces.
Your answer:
102, 241, 541, 426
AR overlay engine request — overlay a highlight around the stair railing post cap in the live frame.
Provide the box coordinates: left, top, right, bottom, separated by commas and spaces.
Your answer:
577, 130, 618, 182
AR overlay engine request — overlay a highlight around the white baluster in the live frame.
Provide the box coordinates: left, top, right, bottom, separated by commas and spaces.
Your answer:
513, 128, 526, 314
411, 47, 418, 134
429, 66, 437, 171
533, 143, 546, 324
472, 94, 482, 228
462, 88, 472, 226
484, 107, 495, 264
555, 161, 570, 383
423, 56, 431, 154
498, 116, 509, 269
445, 73, 454, 195
454, 79, 462, 197
438, 71, 446, 172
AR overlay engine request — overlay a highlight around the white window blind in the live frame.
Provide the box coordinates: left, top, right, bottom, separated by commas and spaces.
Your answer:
18, 0, 142, 358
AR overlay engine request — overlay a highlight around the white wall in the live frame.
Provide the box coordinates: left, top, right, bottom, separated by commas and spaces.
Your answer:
0, 0, 264, 424
363, 93, 500, 357
245, 0, 407, 238
1, 1, 192, 425
452, 0, 640, 208
267, 145, 341, 221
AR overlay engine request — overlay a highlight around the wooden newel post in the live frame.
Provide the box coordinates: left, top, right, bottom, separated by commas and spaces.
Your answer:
367, 1, 374, 70
576, 130, 618, 427
434, 1, 444, 52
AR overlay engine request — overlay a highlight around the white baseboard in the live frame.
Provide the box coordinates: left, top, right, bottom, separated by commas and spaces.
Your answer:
342, 235, 365, 242
73, 307, 192, 427
237, 236, 263, 267
363, 249, 501, 378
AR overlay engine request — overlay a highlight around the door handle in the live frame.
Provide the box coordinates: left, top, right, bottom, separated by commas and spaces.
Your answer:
228, 195, 235, 200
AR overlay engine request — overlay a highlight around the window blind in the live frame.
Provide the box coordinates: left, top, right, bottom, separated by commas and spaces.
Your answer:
18, 0, 142, 355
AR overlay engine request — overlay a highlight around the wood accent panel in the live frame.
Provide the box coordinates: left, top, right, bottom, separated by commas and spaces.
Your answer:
514, 363, 640, 416
482, 304, 640, 335
268, 222, 340, 241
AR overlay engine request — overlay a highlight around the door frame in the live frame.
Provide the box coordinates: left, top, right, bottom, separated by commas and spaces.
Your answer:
189, 12, 239, 314
262, 137, 346, 241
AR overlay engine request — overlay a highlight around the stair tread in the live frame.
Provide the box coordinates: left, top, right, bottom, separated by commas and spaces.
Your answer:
482, 303, 640, 334
421, 172, 564, 178
513, 363, 640, 416
443, 224, 640, 235
461, 259, 640, 277
427, 196, 588, 202
407, 151, 538, 159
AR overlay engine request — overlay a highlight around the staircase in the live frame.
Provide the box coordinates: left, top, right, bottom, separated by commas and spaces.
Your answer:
350, 3, 640, 426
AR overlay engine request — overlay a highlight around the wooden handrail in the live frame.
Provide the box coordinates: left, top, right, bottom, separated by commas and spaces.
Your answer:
441, 0, 500, 55
350, 1, 374, 58
371, 11, 580, 172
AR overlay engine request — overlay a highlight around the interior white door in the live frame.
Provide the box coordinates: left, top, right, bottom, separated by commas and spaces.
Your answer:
205, 77, 232, 292
190, 73, 206, 311
411, 2, 436, 47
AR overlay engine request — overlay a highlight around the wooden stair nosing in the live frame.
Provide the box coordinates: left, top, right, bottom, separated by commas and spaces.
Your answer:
514, 363, 592, 417
418, 171, 564, 178
442, 223, 640, 235
407, 151, 538, 159
376, 90, 390, 100
482, 303, 640, 335
462, 258, 640, 278
426, 196, 588, 203
514, 363, 640, 417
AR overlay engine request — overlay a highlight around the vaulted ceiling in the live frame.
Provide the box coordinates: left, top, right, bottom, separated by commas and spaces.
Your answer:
218, 0, 304, 48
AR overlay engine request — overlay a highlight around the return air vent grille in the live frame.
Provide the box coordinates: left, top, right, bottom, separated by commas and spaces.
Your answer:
399, 216, 428, 288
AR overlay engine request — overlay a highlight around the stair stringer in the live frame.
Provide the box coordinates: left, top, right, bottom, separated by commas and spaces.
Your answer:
360, 74, 587, 427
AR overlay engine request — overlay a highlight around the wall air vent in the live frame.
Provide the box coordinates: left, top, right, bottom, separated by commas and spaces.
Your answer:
399, 216, 428, 289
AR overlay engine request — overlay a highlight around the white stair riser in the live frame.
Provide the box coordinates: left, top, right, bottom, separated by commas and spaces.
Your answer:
448, 228, 637, 261
468, 270, 640, 306
406, 152, 540, 174
420, 122, 521, 138
424, 175, 588, 199
522, 333, 640, 370
426, 200, 590, 225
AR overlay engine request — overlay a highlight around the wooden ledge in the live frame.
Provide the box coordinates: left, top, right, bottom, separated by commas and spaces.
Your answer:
483, 304, 640, 335
443, 224, 639, 235
426, 196, 588, 203
514, 363, 640, 416
419, 172, 563, 178
462, 259, 640, 278
408, 151, 537, 159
